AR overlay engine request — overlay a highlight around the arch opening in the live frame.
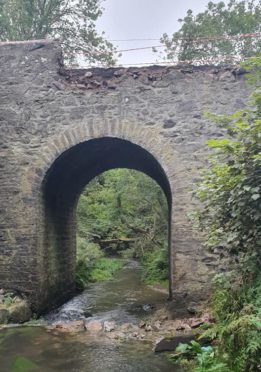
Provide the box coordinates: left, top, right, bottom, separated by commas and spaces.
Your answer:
41, 137, 172, 310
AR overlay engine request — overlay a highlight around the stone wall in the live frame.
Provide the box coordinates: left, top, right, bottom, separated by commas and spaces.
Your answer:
0, 40, 251, 314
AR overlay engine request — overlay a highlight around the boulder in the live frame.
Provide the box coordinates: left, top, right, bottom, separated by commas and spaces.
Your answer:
154, 335, 195, 353
0, 300, 31, 324
55, 320, 85, 332
188, 318, 205, 329
152, 321, 161, 331
103, 321, 116, 332
175, 322, 191, 331
145, 324, 152, 332
83, 310, 92, 318
8, 300, 32, 323
120, 323, 132, 331
187, 306, 198, 315
0, 307, 9, 324
138, 321, 146, 328
85, 320, 103, 332
154, 334, 212, 353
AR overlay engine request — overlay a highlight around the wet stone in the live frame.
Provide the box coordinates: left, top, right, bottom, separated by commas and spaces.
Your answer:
85, 320, 103, 332
103, 321, 116, 332
154, 334, 195, 353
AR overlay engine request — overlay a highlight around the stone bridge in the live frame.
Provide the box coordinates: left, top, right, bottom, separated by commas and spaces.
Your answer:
0, 40, 250, 315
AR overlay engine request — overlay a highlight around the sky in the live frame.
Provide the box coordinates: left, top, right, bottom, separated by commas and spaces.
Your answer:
96, 0, 226, 66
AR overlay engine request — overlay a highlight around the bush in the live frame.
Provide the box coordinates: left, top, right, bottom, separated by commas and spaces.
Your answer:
76, 169, 169, 287
190, 56, 261, 372
75, 239, 103, 289
88, 258, 123, 282
169, 341, 230, 372
75, 237, 123, 288
141, 244, 169, 286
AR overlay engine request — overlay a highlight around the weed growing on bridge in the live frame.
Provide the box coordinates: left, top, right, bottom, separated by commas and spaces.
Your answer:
172, 56, 261, 372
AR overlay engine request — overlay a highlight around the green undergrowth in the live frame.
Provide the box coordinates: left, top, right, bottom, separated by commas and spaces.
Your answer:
76, 236, 169, 289
76, 168, 169, 289
141, 246, 169, 287
169, 267, 261, 371
168, 340, 229, 372
75, 238, 123, 289
88, 257, 123, 282
0, 293, 16, 307
76, 256, 123, 289
170, 56, 261, 372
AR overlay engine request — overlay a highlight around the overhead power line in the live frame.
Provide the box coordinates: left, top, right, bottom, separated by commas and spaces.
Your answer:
67, 55, 251, 69
117, 45, 162, 52
116, 32, 261, 53
64, 32, 261, 68
71, 32, 261, 58
109, 32, 261, 44
109, 38, 160, 42
115, 56, 247, 67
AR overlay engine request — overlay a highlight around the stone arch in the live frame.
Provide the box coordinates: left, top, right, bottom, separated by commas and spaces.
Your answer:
30, 119, 180, 312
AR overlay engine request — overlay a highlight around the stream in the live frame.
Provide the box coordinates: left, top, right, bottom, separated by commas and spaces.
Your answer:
0, 260, 179, 371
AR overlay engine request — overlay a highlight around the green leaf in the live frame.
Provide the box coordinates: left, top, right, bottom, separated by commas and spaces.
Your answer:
175, 343, 190, 353
11, 356, 38, 372
207, 139, 231, 148
0, 0, 117, 66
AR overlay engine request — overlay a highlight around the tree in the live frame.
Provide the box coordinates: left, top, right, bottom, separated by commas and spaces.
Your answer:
77, 169, 169, 286
77, 169, 168, 254
157, 1, 261, 64
0, 0, 117, 66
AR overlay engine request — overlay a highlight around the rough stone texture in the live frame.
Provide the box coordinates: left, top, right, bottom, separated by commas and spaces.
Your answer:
0, 308, 9, 324
154, 334, 210, 352
0, 40, 251, 314
0, 301, 31, 324
8, 300, 32, 323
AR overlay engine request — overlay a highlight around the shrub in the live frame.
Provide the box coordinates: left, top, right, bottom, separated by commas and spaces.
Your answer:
173, 57, 261, 371
141, 244, 169, 285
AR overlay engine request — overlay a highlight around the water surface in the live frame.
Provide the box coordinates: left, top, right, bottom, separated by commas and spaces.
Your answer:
45, 260, 168, 324
0, 260, 178, 371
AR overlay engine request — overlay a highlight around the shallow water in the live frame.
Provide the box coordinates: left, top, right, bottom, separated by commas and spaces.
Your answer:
0, 260, 179, 371
44, 260, 168, 324
0, 327, 177, 372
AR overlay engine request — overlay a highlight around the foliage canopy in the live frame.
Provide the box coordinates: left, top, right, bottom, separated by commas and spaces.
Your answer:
157, 1, 261, 64
76, 169, 169, 288
0, 0, 116, 66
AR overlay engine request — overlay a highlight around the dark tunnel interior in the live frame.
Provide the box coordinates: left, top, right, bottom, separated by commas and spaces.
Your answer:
40, 137, 172, 305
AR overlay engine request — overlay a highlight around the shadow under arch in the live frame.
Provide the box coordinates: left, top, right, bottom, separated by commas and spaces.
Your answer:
41, 137, 172, 311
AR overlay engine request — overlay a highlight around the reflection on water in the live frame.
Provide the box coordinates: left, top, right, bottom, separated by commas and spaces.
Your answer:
0, 327, 177, 372
0, 261, 179, 371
